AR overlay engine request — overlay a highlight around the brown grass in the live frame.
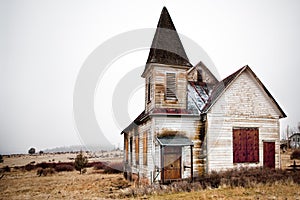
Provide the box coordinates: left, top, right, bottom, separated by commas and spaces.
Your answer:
148, 183, 300, 200
1, 168, 300, 200
0, 168, 129, 199
1, 150, 300, 199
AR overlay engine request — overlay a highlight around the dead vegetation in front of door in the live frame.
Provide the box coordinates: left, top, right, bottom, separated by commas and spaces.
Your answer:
120, 167, 300, 198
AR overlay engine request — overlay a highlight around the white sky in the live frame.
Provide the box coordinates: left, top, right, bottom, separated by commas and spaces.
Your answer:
1, 0, 300, 154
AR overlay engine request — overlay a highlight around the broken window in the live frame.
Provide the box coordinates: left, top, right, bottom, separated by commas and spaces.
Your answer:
166, 72, 177, 99
135, 134, 139, 165
233, 128, 259, 163
143, 132, 148, 165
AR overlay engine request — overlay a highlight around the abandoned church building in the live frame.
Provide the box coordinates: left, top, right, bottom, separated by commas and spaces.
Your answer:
121, 7, 286, 184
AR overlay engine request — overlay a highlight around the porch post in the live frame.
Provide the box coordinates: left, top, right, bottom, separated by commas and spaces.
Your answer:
161, 145, 164, 184
190, 145, 193, 182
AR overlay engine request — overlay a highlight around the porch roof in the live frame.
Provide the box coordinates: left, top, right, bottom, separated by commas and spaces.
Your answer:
157, 136, 194, 146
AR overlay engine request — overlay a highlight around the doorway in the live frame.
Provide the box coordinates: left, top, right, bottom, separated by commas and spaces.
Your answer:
263, 142, 275, 168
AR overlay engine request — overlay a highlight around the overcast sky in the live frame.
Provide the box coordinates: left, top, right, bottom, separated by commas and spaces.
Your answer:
1, 0, 300, 154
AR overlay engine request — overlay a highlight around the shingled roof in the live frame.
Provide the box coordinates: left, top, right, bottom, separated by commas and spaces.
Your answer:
146, 7, 192, 68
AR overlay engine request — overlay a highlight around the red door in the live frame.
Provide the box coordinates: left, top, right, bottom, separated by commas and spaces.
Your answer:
263, 142, 275, 168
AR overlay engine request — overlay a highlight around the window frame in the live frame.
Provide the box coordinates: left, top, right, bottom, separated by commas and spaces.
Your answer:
165, 72, 177, 100
147, 75, 152, 103
143, 132, 148, 165
233, 127, 259, 164
135, 134, 139, 165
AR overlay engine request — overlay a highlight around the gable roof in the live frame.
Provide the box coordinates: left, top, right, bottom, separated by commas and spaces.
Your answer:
289, 133, 300, 139
145, 7, 192, 68
202, 65, 287, 118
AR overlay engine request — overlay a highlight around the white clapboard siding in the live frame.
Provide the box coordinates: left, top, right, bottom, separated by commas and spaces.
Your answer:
154, 116, 205, 177
206, 70, 281, 172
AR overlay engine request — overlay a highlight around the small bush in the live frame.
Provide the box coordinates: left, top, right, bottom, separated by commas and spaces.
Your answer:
91, 162, 107, 170
36, 162, 54, 169
2, 166, 10, 172
0, 154, 3, 163
55, 164, 74, 172
24, 164, 35, 171
103, 162, 123, 174
291, 149, 300, 160
37, 168, 55, 176
120, 167, 300, 198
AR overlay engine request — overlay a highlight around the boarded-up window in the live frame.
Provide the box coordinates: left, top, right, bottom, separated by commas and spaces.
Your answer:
135, 135, 139, 165
233, 128, 259, 163
147, 76, 152, 102
143, 132, 147, 165
130, 137, 133, 165
166, 73, 176, 99
124, 134, 128, 162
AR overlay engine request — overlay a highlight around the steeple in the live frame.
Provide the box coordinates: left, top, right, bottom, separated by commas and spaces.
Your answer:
146, 7, 192, 68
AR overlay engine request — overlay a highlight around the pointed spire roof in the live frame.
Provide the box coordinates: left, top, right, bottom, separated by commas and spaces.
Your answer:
146, 7, 192, 68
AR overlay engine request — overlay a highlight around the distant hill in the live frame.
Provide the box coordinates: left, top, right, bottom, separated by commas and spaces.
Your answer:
42, 145, 115, 153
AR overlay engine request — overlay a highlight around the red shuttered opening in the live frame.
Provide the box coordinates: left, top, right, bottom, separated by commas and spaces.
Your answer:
233, 128, 259, 163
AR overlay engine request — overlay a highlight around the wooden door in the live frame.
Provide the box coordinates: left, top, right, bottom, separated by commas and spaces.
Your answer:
263, 142, 275, 168
163, 146, 181, 181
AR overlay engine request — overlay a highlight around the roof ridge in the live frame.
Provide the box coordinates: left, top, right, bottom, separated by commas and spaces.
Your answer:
201, 66, 247, 112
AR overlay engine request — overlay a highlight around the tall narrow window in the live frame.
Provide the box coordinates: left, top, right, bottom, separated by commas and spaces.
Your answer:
124, 134, 129, 162
135, 135, 139, 165
130, 137, 133, 165
233, 128, 259, 163
166, 72, 176, 99
143, 132, 148, 165
147, 76, 152, 102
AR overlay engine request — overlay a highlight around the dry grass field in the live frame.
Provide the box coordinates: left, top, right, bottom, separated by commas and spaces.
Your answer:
149, 183, 300, 200
0, 169, 128, 200
0, 150, 122, 169
0, 150, 300, 199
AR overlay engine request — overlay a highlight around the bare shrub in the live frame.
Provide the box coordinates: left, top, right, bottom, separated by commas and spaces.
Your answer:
36, 162, 54, 169
37, 168, 55, 176
103, 162, 123, 174
24, 164, 35, 171
86, 161, 107, 169
291, 149, 300, 160
2, 166, 10, 172
54, 164, 74, 172
120, 167, 300, 198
